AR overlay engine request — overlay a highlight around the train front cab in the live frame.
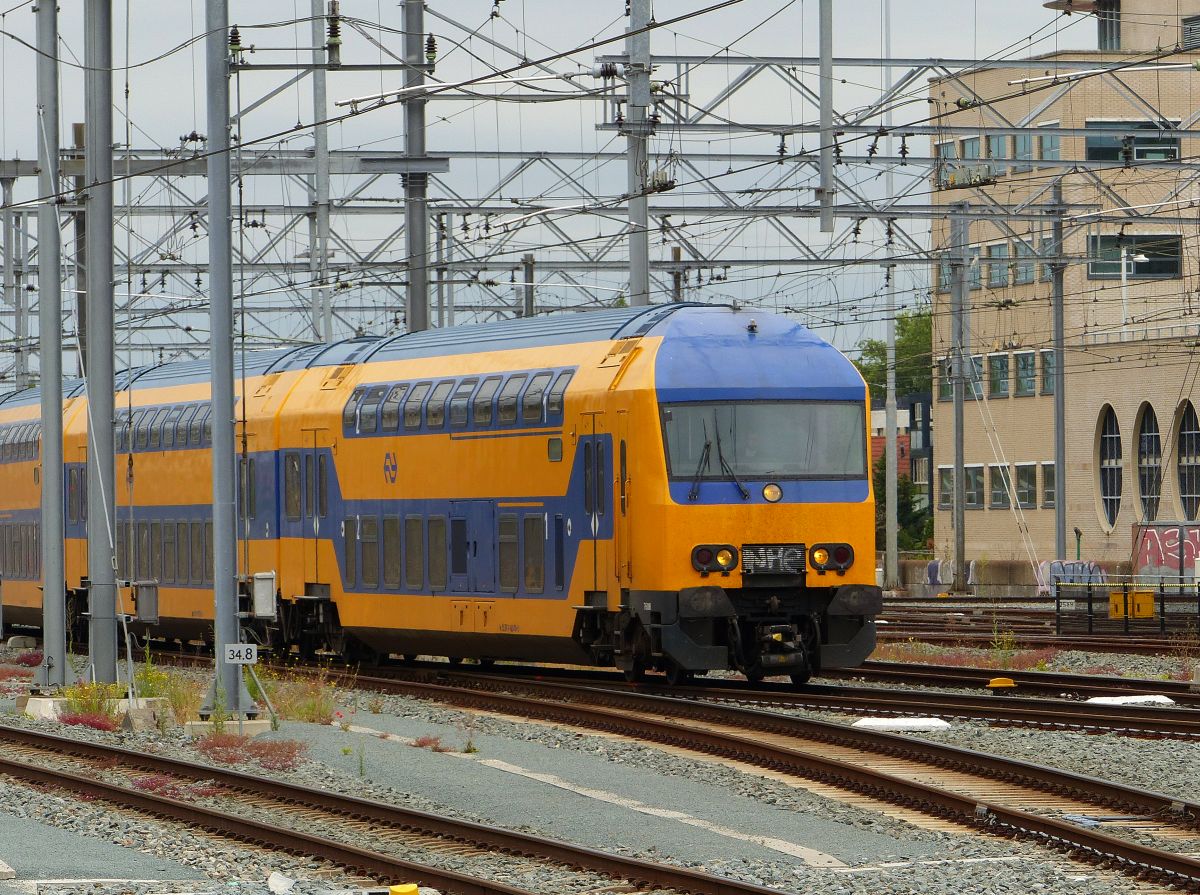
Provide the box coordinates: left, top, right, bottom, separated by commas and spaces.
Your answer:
594, 309, 882, 685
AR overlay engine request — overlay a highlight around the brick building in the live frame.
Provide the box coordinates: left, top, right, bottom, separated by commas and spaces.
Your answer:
930, 0, 1200, 566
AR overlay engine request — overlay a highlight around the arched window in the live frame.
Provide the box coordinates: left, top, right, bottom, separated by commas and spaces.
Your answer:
1099, 405, 1122, 526
1136, 405, 1161, 521
1179, 402, 1200, 520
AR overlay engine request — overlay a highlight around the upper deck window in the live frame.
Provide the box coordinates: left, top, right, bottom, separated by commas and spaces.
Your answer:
660, 401, 867, 480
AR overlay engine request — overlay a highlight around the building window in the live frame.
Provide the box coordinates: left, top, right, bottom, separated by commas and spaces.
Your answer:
1038, 236, 1055, 283
1013, 352, 1036, 397
1097, 0, 1120, 50
1136, 405, 1161, 522
1185, 14, 1200, 50
935, 141, 957, 187
1013, 134, 1033, 172
986, 244, 1010, 288
938, 358, 952, 401
1178, 401, 1200, 521
937, 254, 952, 293
938, 466, 953, 509
1014, 240, 1035, 284
1085, 120, 1178, 162
989, 465, 1011, 509
1099, 405, 1122, 527
968, 247, 982, 290
968, 355, 984, 400
965, 466, 984, 508
1042, 462, 1056, 508
1015, 464, 1037, 509
961, 136, 980, 160
1088, 234, 1182, 279
986, 135, 1007, 176
1040, 350, 1056, 395
1038, 124, 1060, 162
988, 354, 1009, 397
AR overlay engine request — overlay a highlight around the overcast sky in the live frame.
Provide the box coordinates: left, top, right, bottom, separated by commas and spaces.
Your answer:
0, 1, 1103, 354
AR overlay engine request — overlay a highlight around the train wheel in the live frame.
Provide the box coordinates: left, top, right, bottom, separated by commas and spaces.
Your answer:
664, 660, 692, 687
621, 656, 646, 683
789, 668, 812, 687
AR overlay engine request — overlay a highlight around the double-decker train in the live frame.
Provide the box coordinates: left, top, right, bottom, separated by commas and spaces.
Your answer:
0, 303, 881, 684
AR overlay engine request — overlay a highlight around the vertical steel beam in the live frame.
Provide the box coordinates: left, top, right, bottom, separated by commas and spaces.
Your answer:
311, 0, 332, 343
403, 0, 429, 332
435, 213, 445, 327
522, 254, 535, 318
1, 179, 15, 376
206, 0, 241, 716
13, 210, 28, 389
817, 0, 834, 232
882, 0, 898, 590
72, 123, 87, 375
626, 0, 652, 305
671, 245, 683, 301
84, 0, 117, 683
950, 202, 969, 593
37, 0, 66, 687
445, 212, 455, 327
1052, 181, 1066, 560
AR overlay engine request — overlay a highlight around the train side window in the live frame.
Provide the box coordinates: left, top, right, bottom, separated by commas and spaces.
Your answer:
147, 409, 163, 449
304, 454, 314, 518
554, 514, 565, 591
33, 525, 39, 576
357, 385, 388, 435
472, 377, 502, 426
360, 517, 379, 588
284, 453, 301, 521
163, 521, 176, 583
522, 372, 553, 423
380, 384, 407, 431
205, 521, 214, 581
151, 522, 163, 581
343, 386, 366, 432
176, 522, 188, 584
137, 522, 151, 580
428, 517, 447, 590
124, 521, 134, 582
523, 515, 545, 594
596, 442, 607, 517
498, 514, 519, 593
202, 407, 213, 444
80, 467, 87, 521
382, 516, 401, 588
425, 381, 454, 429
67, 468, 79, 522
189, 406, 205, 445
343, 517, 357, 586
403, 382, 431, 430
133, 411, 148, 450
162, 406, 183, 448
448, 379, 478, 428
620, 440, 628, 515
497, 375, 527, 424
583, 443, 594, 515
115, 521, 126, 579
177, 405, 197, 446
546, 371, 573, 418
33, 424, 40, 460
317, 454, 328, 518
404, 516, 424, 589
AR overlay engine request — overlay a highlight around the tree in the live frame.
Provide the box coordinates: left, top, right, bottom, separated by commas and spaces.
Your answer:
873, 457, 932, 552
853, 309, 932, 398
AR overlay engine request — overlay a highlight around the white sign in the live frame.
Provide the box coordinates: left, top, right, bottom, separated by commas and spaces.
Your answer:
224, 643, 258, 665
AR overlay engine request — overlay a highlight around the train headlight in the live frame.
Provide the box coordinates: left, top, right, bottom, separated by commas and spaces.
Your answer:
762, 483, 782, 502
693, 546, 715, 569
692, 544, 738, 573
715, 547, 737, 570
810, 543, 854, 573
811, 546, 830, 567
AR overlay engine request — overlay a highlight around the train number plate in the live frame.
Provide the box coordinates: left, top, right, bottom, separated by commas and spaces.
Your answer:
741, 543, 806, 575
223, 644, 259, 665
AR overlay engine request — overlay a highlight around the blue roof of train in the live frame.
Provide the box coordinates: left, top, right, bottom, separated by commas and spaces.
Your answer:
0, 304, 859, 406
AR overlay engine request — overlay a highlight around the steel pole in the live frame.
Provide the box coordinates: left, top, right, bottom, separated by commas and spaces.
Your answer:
671, 245, 683, 302
403, 0, 429, 332
312, 0, 332, 343
435, 213, 445, 327
882, 0, 898, 590
1052, 181, 1066, 560
84, 0, 117, 683
950, 203, 969, 592
625, 0, 652, 305
522, 254, 535, 318
206, 0, 241, 716
13, 209, 28, 390
71, 123, 86, 376
2, 179, 15, 372
37, 0, 66, 687
817, 0, 834, 232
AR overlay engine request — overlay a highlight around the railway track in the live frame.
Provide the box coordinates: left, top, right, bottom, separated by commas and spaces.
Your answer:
0, 723, 788, 895
343, 670, 1200, 890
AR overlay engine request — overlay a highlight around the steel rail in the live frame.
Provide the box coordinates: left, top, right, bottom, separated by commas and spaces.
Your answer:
0, 725, 785, 895
343, 673, 1200, 889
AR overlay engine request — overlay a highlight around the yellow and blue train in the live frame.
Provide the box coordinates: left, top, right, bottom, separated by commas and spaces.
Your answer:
0, 304, 880, 684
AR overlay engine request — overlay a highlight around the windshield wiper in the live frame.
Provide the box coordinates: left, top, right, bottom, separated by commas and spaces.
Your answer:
714, 413, 750, 500
688, 422, 712, 502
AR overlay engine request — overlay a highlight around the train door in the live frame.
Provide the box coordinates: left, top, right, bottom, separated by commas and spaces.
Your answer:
614, 410, 631, 585
301, 428, 331, 587
449, 500, 495, 594
583, 412, 611, 598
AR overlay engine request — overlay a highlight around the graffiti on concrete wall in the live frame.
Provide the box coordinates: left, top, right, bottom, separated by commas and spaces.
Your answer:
1134, 523, 1199, 578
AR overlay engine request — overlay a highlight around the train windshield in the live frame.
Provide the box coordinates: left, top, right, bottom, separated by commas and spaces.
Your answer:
660, 401, 867, 480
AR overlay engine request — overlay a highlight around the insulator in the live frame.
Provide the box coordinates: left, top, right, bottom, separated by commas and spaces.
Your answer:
425, 34, 437, 65
229, 25, 242, 55
326, 2, 342, 68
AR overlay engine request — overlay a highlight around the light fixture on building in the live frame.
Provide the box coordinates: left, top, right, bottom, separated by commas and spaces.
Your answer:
1120, 246, 1150, 326
1042, 0, 1097, 12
